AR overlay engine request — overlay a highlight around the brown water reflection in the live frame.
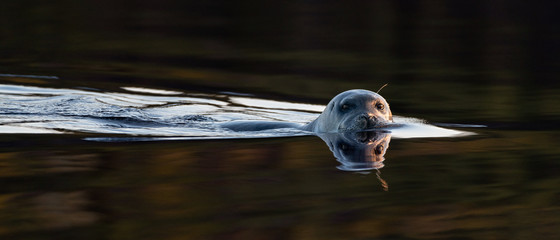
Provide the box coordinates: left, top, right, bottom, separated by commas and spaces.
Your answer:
1, 130, 560, 239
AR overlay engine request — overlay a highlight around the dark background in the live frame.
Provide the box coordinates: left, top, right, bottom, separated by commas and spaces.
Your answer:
1, 1, 559, 124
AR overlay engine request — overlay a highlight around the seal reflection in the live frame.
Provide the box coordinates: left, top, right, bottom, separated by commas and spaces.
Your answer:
317, 130, 391, 190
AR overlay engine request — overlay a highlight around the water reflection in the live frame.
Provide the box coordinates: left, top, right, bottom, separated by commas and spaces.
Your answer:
317, 130, 391, 172
318, 130, 391, 190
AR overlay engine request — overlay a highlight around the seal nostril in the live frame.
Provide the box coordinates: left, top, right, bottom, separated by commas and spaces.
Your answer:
357, 115, 368, 129
355, 132, 368, 142
366, 116, 378, 128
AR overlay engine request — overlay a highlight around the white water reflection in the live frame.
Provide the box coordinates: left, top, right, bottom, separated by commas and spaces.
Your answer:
0, 125, 62, 134
121, 86, 183, 95
389, 117, 473, 139
230, 96, 325, 112
0, 84, 474, 139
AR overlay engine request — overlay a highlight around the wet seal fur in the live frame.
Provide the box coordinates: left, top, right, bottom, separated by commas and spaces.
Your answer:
221, 89, 393, 133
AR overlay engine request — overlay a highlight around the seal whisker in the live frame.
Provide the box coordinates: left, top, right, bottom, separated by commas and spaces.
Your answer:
377, 83, 388, 93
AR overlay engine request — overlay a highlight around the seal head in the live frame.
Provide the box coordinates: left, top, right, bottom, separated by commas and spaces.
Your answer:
303, 89, 392, 133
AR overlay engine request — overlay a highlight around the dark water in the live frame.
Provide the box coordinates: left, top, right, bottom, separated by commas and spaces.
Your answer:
1, 1, 560, 239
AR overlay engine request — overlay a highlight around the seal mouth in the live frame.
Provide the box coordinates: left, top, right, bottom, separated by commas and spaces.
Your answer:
339, 114, 390, 132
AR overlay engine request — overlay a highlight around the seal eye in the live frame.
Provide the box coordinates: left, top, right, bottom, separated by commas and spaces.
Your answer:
374, 145, 384, 155
340, 104, 350, 111
376, 103, 385, 111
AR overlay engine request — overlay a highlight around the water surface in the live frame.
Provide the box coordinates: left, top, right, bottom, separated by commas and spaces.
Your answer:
0, 83, 470, 140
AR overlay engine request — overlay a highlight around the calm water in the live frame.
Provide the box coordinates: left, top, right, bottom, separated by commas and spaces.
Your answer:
1, 1, 560, 240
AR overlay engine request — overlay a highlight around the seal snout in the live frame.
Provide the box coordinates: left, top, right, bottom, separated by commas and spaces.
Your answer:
357, 114, 379, 129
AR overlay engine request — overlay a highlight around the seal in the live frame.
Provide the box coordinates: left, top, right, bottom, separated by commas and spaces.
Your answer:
221, 89, 393, 133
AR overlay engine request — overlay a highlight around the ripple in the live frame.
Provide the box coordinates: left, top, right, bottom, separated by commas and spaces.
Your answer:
121, 86, 183, 95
